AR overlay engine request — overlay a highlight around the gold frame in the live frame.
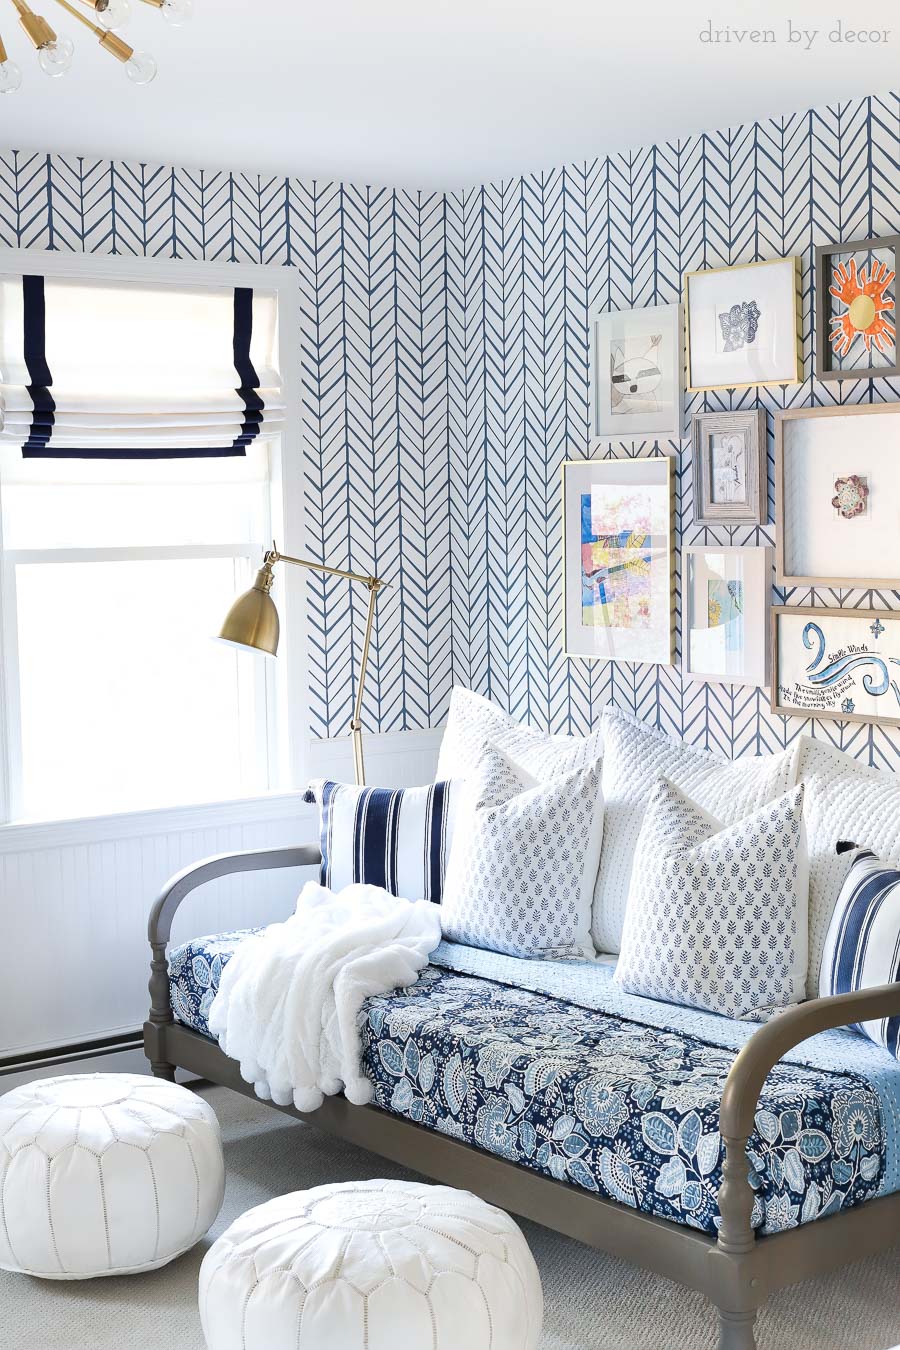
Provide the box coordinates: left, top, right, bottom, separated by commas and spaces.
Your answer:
684, 256, 803, 392
774, 402, 900, 589
561, 454, 676, 665
770, 604, 900, 728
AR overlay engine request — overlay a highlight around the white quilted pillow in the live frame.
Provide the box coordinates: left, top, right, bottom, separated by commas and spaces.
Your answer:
440, 742, 603, 959
437, 686, 603, 782
592, 706, 801, 954
615, 778, 808, 1020
799, 736, 900, 997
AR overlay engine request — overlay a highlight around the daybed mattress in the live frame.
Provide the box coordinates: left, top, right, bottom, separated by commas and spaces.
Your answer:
168, 931, 898, 1237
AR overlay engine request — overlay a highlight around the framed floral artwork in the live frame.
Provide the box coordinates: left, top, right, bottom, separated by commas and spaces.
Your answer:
691, 410, 767, 526
562, 456, 675, 665
684, 256, 802, 391
815, 234, 900, 381
684, 547, 771, 687
774, 403, 900, 589
772, 606, 900, 727
589, 303, 682, 440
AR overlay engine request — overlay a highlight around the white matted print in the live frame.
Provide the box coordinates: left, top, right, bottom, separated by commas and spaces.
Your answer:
686, 257, 801, 391
563, 457, 675, 665
684, 547, 771, 687
772, 606, 900, 727
590, 304, 682, 438
776, 404, 900, 588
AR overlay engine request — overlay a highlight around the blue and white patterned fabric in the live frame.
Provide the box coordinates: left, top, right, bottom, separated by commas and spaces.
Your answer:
303, 779, 457, 903
820, 847, 900, 1059
168, 931, 895, 1236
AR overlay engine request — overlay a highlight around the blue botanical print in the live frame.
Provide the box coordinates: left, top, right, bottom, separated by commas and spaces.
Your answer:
358, 969, 885, 1236
169, 934, 885, 1236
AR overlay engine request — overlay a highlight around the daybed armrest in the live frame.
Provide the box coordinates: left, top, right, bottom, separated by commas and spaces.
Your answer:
146, 844, 322, 1051
716, 982, 900, 1256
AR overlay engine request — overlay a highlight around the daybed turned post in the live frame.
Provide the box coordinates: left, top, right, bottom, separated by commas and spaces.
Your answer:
712, 982, 900, 1350
145, 845, 322, 1081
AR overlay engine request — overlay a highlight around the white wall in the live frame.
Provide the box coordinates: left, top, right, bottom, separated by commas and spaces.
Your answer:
0, 728, 441, 1058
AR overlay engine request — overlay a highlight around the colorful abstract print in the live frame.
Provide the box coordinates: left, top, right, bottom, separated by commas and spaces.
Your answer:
168, 936, 885, 1236
359, 969, 884, 1236
580, 489, 654, 630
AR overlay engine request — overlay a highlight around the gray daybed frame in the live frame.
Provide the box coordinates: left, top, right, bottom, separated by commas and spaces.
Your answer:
144, 844, 900, 1350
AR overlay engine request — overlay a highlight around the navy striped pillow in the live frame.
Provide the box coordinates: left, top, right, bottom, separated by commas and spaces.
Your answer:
819, 846, 900, 1059
303, 779, 457, 904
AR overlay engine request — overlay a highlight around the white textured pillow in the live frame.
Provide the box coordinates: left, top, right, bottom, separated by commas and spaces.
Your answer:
615, 778, 808, 1020
592, 707, 802, 954
440, 743, 603, 959
799, 737, 900, 997
437, 686, 603, 782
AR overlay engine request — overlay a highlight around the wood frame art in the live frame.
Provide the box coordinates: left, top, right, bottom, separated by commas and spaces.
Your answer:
145, 845, 900, 1350
691, 410, 767, 526
774, 402, 900, 589
683, 546, 771, 688
684, 257, 803, 393
561, 455, 676, 666
814, 233, 900, 382
771, 605, 900, 728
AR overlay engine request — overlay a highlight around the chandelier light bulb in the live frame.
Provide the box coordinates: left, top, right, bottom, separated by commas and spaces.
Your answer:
37, 37, 74, 78
96, 0, 132, 31
124, 49, 156, 84
0, 57, 22, 93
160, 0, 192, 26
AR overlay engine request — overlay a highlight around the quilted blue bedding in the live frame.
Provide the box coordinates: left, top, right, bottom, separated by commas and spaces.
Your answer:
168, 931, 897, 1237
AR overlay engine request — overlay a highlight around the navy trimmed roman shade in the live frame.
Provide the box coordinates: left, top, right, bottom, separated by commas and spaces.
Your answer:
0, 274, 284, 458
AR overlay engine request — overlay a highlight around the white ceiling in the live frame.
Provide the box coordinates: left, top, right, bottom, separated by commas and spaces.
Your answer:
0, 0, 896, 190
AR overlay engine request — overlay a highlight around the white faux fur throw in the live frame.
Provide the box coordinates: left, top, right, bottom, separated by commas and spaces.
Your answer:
207, 881, 442, 1112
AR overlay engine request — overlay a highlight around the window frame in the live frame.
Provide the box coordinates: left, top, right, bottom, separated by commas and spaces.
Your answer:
0, 249, 307, 830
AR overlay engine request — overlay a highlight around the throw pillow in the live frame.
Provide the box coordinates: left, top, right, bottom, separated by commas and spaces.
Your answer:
303, 780, 458, 904
615, 777, 808, 1020
799, 743, 900, 997
439, 743, 603, 959
436, 686, 603, 783
819, 845, 900, 1058
592, 706, 802, 954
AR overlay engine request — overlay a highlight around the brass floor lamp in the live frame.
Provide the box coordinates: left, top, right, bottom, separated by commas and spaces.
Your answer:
216, 546, 387, 786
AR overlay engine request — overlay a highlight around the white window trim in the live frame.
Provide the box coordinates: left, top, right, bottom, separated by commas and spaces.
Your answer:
0, 247, 308, 835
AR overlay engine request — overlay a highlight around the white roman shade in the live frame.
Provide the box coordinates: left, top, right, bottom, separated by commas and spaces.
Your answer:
0, 274, 284, 458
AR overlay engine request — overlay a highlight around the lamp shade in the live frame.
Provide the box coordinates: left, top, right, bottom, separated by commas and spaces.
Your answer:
216, 565, 280, 656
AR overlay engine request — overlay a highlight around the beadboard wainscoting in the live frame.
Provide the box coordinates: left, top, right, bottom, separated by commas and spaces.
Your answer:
0, 730, 441, 1058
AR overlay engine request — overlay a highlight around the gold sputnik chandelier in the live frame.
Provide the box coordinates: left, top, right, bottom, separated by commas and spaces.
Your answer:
0, 0, 192, 92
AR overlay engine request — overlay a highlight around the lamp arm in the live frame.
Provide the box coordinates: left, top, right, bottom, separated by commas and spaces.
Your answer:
266, 547, 387, 592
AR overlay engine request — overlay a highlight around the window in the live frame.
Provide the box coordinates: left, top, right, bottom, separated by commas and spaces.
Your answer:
0, 450, 277, 821
0, 257, 298, 825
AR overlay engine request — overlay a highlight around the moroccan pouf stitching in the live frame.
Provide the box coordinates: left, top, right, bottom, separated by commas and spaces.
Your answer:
199, 1178, 543, 1349
0, 1073, 225, 1279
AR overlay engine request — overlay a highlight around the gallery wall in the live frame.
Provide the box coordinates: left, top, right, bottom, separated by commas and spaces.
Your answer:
2, 86, 899, 771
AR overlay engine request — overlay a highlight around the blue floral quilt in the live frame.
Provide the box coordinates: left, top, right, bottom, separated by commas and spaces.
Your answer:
169, 932, 887, 1237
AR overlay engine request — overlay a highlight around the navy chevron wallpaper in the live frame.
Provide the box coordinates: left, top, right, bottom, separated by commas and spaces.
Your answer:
2, 87, 899, 769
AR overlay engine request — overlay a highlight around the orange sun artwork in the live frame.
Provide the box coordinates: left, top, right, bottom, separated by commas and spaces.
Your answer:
829, 257, 896, 357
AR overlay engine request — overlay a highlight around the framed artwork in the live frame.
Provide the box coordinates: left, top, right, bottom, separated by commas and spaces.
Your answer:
691, 410, 767, 526
684, 547, 771, 687
562, 456, 675, 665
774, 403, 900, 589
771, 606, 900, 727
815, 234, 900, 381
685, 257, 802, 391
590, 303, 682, 439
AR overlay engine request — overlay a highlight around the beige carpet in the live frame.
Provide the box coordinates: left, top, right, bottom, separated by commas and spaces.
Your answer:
2, 1084, 898, 1350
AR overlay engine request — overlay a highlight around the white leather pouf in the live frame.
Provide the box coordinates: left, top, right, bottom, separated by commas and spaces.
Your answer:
0, 1073, 225, 1279
199, 1179, 543, 1350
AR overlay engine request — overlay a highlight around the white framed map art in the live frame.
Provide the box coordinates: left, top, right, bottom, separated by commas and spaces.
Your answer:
562, 456, 675, 665
771, 606, 900, 727
684, 547, 771, 687
590, 303, 682, 439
